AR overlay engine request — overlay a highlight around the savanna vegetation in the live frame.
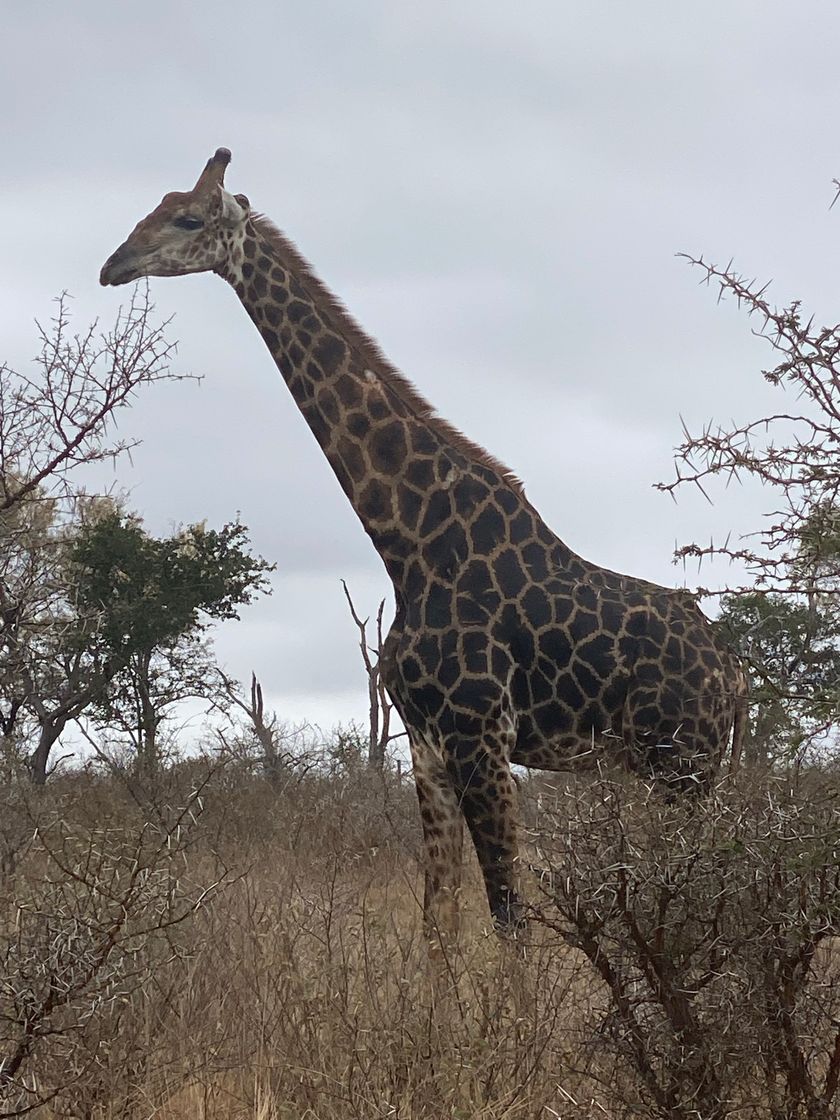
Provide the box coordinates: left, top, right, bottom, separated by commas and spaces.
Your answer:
1, 228, 840, 1119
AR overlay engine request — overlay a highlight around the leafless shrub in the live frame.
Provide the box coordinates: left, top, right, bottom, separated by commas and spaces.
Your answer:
0, 755, 609, 1119
530, 771, 840, 1120
0, 771, 227, 1117
657, 246, 840, 765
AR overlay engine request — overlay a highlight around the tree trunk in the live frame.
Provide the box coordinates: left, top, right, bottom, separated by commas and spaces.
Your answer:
29, 717, 67, 786
136, 657, 159, 778
742, 697, 785, 769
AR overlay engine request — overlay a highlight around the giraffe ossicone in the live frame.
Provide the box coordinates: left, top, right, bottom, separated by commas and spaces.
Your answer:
100, 149, 748, 937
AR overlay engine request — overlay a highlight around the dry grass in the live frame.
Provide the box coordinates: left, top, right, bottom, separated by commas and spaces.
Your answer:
1, 763, 611, 1120
3, 761, 838, 1119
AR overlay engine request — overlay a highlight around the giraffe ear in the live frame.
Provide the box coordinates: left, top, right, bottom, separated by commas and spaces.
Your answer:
219, 186, 248, 227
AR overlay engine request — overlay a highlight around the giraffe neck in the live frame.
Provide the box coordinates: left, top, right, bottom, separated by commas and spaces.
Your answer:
216, 214, 533, 589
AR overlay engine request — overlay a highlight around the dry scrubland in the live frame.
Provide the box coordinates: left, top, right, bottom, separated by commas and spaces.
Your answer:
4, 178, 840, 1120
1, 753, 839, 1120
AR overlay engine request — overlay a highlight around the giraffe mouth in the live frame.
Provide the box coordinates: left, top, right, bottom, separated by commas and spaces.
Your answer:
100, 245, 140, 286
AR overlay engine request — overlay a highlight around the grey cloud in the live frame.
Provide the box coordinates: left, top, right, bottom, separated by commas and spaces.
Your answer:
3, 1, 839, 728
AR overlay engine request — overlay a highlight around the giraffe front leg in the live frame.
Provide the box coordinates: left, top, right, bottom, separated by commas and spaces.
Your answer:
409, 732, 464, 950
445, 740, 525, 936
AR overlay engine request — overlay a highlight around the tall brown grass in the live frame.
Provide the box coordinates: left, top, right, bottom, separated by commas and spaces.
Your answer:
1, 760, 608, 1119
2, 756, 838, 1119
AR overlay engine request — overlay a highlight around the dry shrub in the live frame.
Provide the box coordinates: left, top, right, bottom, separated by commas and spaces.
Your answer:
0, 757, 601, 1119
530, 770, 840, 1120
4, 756, 838, 1119
0, 768, 227, 1117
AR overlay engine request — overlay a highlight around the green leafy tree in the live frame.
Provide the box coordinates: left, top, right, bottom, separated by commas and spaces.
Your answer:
0, 290, 183, 782
0, 488, 63, 766
0, 492, 118, 783
70, 512, 272, 776
714, 507, 840, 765
715, 590, 840, 765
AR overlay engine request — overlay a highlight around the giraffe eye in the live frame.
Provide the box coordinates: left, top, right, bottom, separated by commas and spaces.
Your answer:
172, 215, 204, 231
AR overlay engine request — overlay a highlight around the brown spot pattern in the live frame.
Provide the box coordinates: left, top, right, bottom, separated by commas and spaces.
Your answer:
100, 157, 748, 939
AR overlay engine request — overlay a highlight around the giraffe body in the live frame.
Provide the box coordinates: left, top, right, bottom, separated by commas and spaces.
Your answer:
101, 150, 747, 933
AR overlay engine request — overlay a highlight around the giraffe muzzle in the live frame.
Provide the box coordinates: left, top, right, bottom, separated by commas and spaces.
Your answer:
99, 245, 139, 286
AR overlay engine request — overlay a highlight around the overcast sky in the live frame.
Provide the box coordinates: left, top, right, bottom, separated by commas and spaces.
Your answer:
3, 1, 839, 737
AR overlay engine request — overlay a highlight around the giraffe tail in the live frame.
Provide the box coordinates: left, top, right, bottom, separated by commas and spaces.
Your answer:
728, 669, 749, 777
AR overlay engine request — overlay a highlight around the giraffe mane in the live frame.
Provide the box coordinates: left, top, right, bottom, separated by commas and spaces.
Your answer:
251, 214, 526, 498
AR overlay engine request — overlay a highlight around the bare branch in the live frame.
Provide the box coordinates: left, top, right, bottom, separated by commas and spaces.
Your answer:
341, 580, 395, 772
659, 255, 840, 597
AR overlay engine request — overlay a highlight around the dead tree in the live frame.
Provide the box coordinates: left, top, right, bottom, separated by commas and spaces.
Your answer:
341, 581, 398, 772
216, 669, 301, 784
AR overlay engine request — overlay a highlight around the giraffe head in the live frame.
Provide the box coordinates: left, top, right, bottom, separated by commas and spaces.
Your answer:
100, 148, 250, 286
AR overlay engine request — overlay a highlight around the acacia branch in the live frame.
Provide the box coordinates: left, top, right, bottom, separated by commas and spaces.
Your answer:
658, 253, 840, 596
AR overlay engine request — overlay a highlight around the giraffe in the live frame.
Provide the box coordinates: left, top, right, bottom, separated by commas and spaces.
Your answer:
100, 149, 747, 936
